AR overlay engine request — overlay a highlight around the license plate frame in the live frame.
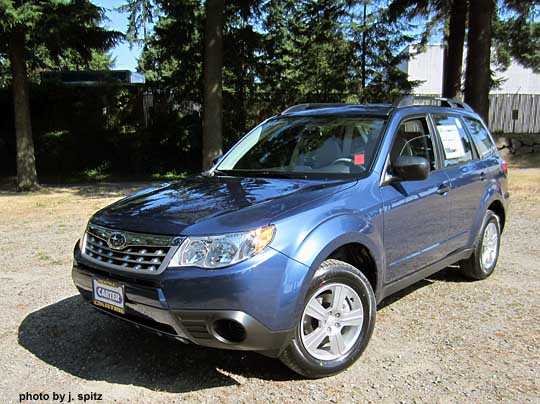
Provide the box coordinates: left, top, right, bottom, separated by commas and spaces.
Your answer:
92, 277, 126, 315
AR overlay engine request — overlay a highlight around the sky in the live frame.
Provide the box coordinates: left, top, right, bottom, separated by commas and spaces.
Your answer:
92, 0, 143, 71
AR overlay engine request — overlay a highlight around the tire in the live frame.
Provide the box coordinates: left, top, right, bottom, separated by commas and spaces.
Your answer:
459, 210, 501, 280
279, 259, 376, 378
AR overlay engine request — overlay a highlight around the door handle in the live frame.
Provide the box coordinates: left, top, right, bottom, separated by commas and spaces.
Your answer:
437, 183, 450, 195
479, 172, 487, 181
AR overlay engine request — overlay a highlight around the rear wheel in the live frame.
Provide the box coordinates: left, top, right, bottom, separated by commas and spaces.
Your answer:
460, 210, 501, 280
279, 259, 376, 378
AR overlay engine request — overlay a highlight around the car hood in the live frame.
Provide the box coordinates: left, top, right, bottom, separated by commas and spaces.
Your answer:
91, 175, 356, 235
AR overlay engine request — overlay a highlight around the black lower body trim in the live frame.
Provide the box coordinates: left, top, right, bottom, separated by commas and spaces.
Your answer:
73, 264, 292, 357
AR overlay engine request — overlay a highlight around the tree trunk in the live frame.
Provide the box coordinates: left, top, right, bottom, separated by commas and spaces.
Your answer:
464, 0, 495, 123
9, 28, 38, 191
361, 1, 367, 92
202, 0, 225, 170
442, 0, 467, 99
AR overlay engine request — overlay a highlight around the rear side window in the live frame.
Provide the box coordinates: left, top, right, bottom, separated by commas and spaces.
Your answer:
462, 117, 496, 158
432, 114, 474, 167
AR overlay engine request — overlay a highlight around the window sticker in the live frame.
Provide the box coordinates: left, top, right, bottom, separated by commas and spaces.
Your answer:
354, 153, 365, 165
437, 124, 465, 159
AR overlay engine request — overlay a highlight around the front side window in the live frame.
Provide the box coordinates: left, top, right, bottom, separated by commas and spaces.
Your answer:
432, 114, 474, 167
390, 117, 437, 171
462, 117, 496, 158
217, 116, 386, 178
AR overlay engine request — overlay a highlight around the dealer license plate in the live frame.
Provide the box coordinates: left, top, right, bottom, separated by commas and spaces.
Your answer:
92, 278, 126, 314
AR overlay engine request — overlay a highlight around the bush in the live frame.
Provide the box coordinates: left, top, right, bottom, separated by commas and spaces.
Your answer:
0, 83, 202, 180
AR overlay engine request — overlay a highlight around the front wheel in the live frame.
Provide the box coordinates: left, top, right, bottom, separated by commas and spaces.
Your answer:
459, 210, 501, 280
279, 259, 376, 378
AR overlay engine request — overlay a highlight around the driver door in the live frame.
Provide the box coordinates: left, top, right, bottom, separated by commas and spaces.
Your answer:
381, 116, 451, 283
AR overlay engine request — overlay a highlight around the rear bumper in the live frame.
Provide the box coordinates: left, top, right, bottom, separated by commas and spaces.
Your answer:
72, 244, 306, 356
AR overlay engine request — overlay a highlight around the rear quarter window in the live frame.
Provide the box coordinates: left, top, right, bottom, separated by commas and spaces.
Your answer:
462, 117, 496, 158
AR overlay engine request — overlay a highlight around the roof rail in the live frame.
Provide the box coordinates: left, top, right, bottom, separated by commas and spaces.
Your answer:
392, 96, 474, 112
281, 103, 346, 115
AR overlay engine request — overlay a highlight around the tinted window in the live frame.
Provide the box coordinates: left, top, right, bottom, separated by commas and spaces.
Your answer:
390, 118, 436, 170
463, 117, 496, 158
433, 114, 474, 167
218, 116, 386, 177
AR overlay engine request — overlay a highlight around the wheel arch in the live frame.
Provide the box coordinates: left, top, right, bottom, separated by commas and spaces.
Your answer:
469, 179, 507, 247
487, 199, 506, 232
326, 243, 379, 297
290, 215, 385, 310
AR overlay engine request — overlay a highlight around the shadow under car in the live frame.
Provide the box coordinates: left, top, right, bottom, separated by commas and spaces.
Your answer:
18, 295, 298, 393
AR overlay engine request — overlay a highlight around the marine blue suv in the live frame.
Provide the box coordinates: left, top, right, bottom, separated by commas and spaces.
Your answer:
73, 96, 509, 378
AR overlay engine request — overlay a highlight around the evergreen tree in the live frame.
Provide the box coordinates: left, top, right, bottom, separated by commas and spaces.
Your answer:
136, 0, 419, 167
260, 0, 300, 109
292, 0, 352, 101
388, 0, 466, 99
493, 7, 540, 73
261, 0, 416, 106
464, 0, 495, 122
223, 1, 264, 141
202, 0, 225, 169
442, 0, 466, 98
0, 0, 121, 190
348, 2, 417, 102
118, 0, 155, 44
388, 0, 540, 120
138, 0, 203, 100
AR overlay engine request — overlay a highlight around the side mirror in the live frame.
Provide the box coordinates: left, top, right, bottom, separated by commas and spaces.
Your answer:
212, 154, 223, 166
392, 156, 430, 181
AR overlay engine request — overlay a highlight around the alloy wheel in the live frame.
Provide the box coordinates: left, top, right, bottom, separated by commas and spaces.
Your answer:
300, 283, 364, 361
481, 222, 499, 270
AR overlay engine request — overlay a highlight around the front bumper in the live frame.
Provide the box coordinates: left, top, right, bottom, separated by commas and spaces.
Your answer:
72, 244, 309, 356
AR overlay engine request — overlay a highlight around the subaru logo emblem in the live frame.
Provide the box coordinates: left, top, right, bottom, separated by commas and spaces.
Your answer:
108, 232, 127, 250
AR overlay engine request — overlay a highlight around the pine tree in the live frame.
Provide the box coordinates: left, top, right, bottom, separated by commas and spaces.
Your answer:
0, 0, 121, 191
223, 1, 264, 141
349, 2, 417, 102
202, 0, 225, 169
118, 0, 155, 44
464, 0, 495, 122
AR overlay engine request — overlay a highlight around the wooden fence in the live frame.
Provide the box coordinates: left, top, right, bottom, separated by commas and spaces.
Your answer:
488, 94, 540, 134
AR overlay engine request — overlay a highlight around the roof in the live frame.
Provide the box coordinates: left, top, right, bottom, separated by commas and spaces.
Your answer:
280, 97, 475, 118
282, 104, 394, 117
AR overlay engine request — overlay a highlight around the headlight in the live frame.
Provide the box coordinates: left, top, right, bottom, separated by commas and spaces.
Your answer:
169, 225, 275, 269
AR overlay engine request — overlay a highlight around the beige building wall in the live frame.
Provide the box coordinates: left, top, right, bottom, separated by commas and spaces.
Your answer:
399, 44, 540, 95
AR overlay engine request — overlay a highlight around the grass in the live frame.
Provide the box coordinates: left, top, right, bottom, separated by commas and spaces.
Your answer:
505, 152, 540, 169
36, 251, 64, 266
151, 171, 189, 181
508, 170, 540, 205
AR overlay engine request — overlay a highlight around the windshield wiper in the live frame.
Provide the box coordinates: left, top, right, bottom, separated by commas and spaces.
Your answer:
237, 171, 308, 179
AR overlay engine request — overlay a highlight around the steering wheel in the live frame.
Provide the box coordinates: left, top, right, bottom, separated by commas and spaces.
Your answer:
331, 157, 353, 165
330, 157, 367, 172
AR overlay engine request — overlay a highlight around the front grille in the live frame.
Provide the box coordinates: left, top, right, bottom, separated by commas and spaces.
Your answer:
82, 223, 184, 275
85, 235, 167, 271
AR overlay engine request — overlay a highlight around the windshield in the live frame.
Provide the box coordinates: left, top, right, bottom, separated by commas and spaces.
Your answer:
216, 116, 386, 178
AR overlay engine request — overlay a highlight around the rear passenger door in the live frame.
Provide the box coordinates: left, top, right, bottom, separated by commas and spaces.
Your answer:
430, 114, 486, 252
381, 116, 451, 283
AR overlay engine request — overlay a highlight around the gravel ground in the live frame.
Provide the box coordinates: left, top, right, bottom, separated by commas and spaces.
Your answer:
0, 172, 539, 404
